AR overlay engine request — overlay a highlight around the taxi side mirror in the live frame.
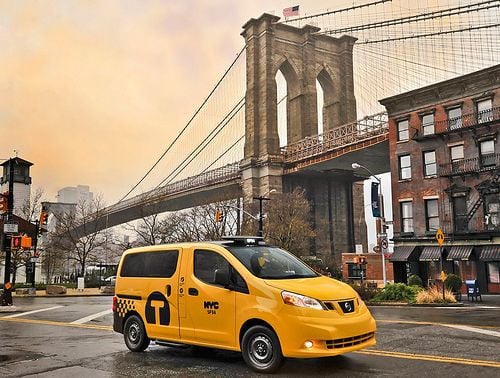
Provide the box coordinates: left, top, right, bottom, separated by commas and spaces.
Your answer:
214, 269, 230, 288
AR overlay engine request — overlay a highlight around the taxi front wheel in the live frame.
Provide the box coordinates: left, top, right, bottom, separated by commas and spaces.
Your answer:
241, 325, 283, 374
124, 315, 150, 352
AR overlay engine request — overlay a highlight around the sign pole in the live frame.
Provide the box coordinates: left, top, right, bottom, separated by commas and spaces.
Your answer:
1, 158, 15, 305
436, 228, 445, 301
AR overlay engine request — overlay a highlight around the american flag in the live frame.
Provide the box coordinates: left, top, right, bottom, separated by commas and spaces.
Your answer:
283, 5, 299, 18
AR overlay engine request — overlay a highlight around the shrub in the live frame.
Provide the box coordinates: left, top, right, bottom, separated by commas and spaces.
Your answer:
416, 286, 456, 304
444, 274, 462, 293
408, 274, 423, 287
372, 283, 423, 303
349, 283, 380, 301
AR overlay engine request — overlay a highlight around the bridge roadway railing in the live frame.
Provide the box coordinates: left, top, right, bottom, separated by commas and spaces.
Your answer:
281, 112, 388, 164
104, 162, 241, 215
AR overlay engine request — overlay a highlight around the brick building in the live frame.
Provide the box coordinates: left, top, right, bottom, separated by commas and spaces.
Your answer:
379, 65, 499, 294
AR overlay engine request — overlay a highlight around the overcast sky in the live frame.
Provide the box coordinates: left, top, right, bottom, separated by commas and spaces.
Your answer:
3, 0, 361, 204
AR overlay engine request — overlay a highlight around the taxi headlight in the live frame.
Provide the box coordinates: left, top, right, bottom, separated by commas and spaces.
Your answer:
281, 291, 324, 310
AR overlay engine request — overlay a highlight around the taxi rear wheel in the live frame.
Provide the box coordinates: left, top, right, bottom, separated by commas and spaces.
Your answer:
241, 325, 283, 374
124, 315, 150, 352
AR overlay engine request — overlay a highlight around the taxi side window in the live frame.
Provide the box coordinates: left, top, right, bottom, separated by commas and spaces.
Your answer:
121, 250, 179, 278
194, 249, 248, 293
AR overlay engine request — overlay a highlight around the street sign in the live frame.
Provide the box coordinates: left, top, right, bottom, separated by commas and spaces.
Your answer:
381, 239, 389, 250
30, 257, 39, 263
435, 228, 445, 246
373, 245, 381, 253
3, 223, 18, 233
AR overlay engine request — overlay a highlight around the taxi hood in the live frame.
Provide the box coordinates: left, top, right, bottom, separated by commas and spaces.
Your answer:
263, 276, 356, 301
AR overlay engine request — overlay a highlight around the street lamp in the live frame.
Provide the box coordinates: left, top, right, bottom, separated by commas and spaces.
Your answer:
253, 189, 277, 237
352, 162, 387, 286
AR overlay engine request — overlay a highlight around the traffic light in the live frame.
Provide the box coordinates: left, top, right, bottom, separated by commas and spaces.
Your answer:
40, 204, 49, 228
21, 235, 32, 249
11, 236, 22, 250
215, 210, 224, 223
0, 192, 8, 214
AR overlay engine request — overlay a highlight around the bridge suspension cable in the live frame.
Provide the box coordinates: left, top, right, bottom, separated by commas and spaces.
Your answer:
116, 45, 246, 204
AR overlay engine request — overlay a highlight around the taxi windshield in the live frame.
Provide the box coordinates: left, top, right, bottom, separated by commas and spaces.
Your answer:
226, 246, 318, 279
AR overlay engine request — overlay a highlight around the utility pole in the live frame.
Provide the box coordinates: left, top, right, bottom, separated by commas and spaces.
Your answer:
253, 190, 276, 237
2, 158, 15, 305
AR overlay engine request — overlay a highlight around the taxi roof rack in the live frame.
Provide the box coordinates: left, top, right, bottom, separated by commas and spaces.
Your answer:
219, 236, 265, 246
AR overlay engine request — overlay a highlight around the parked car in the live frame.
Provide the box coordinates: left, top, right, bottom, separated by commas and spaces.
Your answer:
104, 276, 116, 285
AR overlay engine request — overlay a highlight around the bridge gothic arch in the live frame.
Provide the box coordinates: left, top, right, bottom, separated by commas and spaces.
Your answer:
240, 13, 367, 259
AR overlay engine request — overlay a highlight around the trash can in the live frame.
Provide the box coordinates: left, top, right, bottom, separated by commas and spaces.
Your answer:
465, 279, 482, 302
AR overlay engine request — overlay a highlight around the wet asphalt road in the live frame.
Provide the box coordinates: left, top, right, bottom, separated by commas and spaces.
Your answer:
0, 296, 499, 377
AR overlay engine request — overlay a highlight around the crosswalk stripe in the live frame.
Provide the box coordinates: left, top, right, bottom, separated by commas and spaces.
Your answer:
3, 305, 63, 318
70, 309, 112, 324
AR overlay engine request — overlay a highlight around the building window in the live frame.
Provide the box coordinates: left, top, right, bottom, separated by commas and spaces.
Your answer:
477, 98, 493, 123
400, 201, 413, 233
425, 199, 439, 232
347, 263, 366, 279
399, 154, 412, 180
450, 144, 464, 174
453, 196, 467, 233
447, 107, 462, 130
397, 119, 409, 141
480, 139, 495, 167
484, 193, 499, 231
423, 150, 437, 176
486, 262, 499, 284
422, 113, 434, 135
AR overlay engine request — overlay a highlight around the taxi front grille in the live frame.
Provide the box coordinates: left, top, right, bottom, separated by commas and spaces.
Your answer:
326, 332, 374, 349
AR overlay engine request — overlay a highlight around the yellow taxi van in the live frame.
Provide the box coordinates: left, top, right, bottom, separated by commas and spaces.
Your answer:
113, 236, 376, 373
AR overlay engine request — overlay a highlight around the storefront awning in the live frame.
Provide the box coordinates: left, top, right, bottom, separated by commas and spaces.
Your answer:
446, 246, 474, 261
389, 246, 418, 262
479, 245, 500, 261
419, 247, 442, 261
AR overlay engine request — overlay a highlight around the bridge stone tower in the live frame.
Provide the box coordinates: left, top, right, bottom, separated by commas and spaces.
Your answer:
241, 14, 367, 261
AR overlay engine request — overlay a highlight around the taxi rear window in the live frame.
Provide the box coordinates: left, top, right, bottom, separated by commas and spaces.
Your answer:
120, 250, 179, 278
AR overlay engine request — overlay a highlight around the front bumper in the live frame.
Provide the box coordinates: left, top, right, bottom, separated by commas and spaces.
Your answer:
276, 306, 377, 358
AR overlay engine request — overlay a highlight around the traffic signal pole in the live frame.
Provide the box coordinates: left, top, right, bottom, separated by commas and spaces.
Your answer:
2, 158, 15, 305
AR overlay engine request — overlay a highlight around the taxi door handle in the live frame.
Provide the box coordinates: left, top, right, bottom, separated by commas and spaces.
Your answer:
188, 288, 198, 296
166, 284, 171, 297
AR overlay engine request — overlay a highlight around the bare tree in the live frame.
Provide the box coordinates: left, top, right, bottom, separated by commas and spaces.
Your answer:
49, 196, 107, 277
9, 188, 45, 285
19, 187, 44, 222
265, 188, 316, 256
123, 199, 241, 245
122, 211, 165, 247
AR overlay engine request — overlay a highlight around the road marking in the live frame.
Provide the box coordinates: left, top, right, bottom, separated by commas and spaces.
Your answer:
441, 324, 500, 338
356, 349, 500, 368
1, 316, 498, 369
71, 309, 112, 324
377, 319, 500, 329
0, 316, 112, 331
3, 305, 63, 318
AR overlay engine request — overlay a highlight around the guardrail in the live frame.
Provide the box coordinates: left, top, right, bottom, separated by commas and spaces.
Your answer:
281, 112, 388, 163
435, 106, 500, 133
104, 162, 241, 215
439, 153, 499, 177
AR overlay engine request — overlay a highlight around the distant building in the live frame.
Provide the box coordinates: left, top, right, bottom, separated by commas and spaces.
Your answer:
380, 64, 499, 294
57, 185, 93, 204
0, 157, 33, 217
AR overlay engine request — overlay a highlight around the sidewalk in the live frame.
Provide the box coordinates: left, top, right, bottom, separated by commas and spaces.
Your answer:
12, 287, 111, 297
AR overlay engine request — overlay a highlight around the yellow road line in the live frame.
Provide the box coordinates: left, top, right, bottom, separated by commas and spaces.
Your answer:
377, 319, 500, 329
0, 316, 112, 331
356, 349, 500, 368
1, 316, 499, 368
